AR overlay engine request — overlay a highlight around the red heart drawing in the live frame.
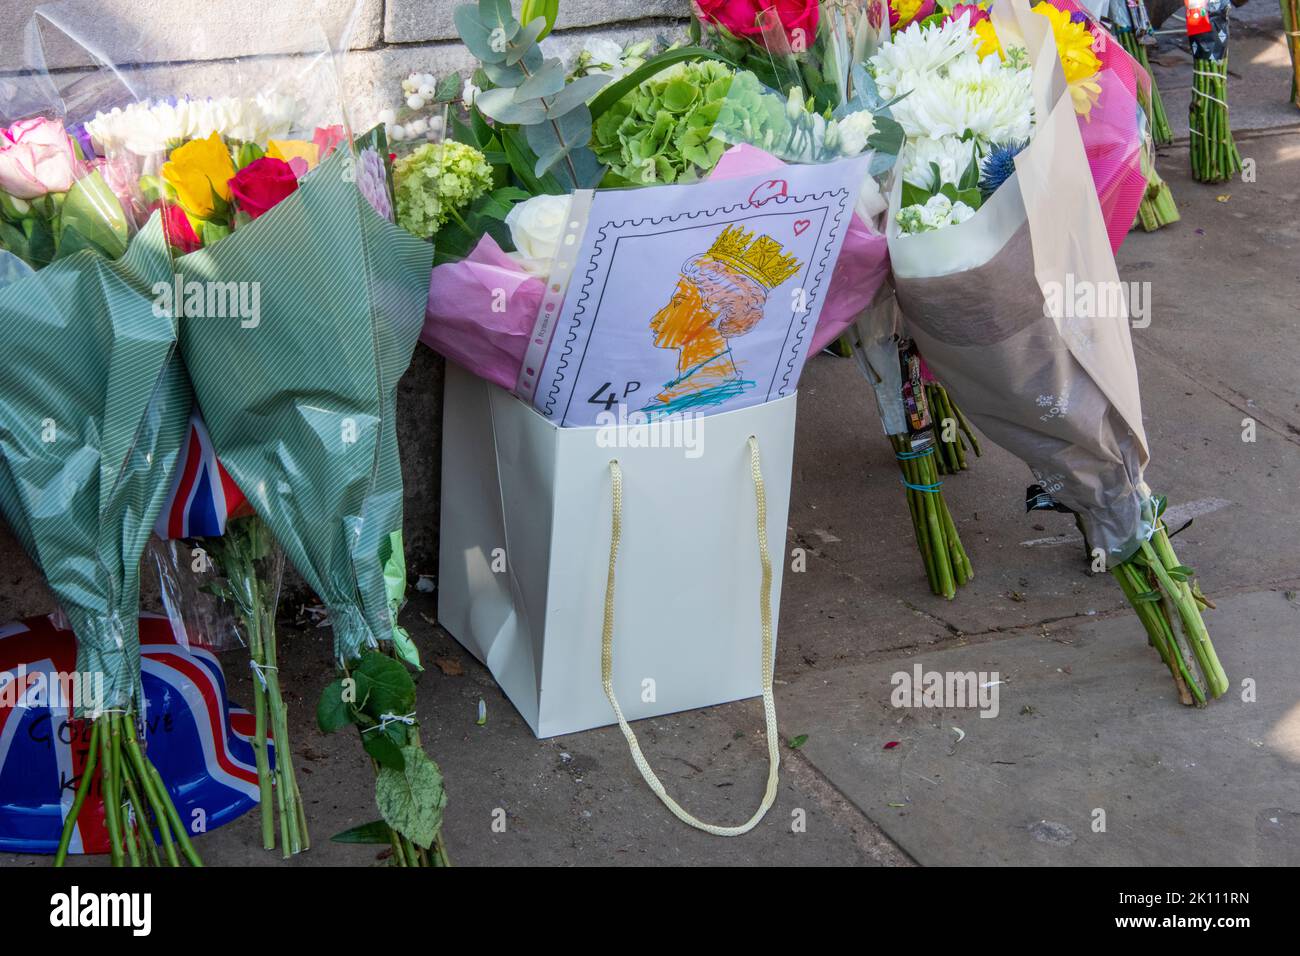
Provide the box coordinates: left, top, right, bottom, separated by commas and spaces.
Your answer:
748, 179, 789, 207
794, 219, 811, 236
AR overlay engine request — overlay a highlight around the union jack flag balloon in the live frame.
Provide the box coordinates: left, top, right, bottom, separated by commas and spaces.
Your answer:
156, 411, 249, 540
0, 613, 268, 854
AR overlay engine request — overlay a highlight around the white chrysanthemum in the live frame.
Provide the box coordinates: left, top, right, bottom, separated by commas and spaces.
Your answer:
85, 94, 304, 157
869, 14, 1033, 149
868, 14, 981, 102
901, 134, 977, 190
900, 60, 1033, 146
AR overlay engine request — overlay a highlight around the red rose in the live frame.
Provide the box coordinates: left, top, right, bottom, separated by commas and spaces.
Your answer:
158, 202, 202, 253
696, 0, 820, 42
229, 156, 299, 220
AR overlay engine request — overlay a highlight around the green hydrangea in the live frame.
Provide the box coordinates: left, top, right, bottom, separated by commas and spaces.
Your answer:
591, 60, 735, 186
393, 140, 493, 239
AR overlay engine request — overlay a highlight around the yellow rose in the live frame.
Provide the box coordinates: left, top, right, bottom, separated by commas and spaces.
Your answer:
162, 132, 236, 219
267, 139, 320, 171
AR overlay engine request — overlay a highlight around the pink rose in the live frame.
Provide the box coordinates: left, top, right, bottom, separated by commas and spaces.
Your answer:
313, 125, 346, 161
695, 0, 820, 43
229, 156, 299, 220
0, 117, 80, 199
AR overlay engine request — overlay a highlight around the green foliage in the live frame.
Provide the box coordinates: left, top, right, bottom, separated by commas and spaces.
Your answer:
455, 0, 608, 188
330, 819, 395, 844
592, 60, 735, 186
376, 746, 448, 849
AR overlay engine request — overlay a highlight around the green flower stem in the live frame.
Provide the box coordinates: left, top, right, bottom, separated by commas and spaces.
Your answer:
889, 433, 972, 599
122, 773, 159, 867
53, 720, 99, 866
101, 715, 124, 867
1146, 526, 1229, 696
1118, 29, 1173, 145
246, 608, 275, 850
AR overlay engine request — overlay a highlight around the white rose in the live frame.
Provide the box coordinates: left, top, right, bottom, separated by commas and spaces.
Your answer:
582, 37, 624, 68
505, 193, 574, 276
837, 110, 877, 156
949, 200, 976, 225
462, 79, 480, 107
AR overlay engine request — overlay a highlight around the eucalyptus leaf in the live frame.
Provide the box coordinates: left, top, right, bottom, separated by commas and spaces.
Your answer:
542, 73, 611, 118
476, 87, 549, 126
456, 4, 506, 64
515, 57, 566, 100
508, 17, 549, 65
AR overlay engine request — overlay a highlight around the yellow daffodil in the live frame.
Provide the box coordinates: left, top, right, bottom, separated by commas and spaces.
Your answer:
161, 131, 235, 219
973, 18, 1004, 60
267, 139, 321, 171
1031, 1, 1103, 117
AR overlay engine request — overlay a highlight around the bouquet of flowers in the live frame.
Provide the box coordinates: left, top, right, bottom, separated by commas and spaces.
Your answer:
67, 5, 447, 863
408, 0, 901, 413
0, 8, 213, 863
1186, 0, 1242, 183
879, 0, 1227, 703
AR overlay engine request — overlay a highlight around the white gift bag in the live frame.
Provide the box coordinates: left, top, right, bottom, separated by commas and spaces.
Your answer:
438, 361, 795, 741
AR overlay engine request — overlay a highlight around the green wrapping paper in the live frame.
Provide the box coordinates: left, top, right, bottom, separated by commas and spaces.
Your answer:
176, 140, 431, 664
0, 214, 191, 710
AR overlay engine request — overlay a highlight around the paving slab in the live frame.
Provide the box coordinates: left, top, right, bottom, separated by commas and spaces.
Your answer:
775, 589, 1300, 866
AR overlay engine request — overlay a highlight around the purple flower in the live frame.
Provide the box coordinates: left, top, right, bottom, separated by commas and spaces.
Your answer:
68, 122, 96, 160
355, 147, 393, 222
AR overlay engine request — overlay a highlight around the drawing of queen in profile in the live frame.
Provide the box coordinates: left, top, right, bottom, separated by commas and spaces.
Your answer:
643, 223, 802, 414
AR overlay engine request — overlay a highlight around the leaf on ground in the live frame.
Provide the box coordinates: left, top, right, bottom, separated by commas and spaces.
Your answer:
787, 734, 808, 750
433, 657, 464, 677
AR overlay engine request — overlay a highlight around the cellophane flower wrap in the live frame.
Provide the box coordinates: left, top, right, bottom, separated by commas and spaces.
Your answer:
0, 1, 203, 866
0, 4, 192, 717
879, 0, 1225, 703
68, 2, 444, 861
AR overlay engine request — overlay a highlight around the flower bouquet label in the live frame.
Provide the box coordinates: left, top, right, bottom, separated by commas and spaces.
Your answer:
522, 154, 869, 427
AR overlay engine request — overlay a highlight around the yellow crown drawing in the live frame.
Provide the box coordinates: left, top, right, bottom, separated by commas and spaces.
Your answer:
704, 224, 801, 289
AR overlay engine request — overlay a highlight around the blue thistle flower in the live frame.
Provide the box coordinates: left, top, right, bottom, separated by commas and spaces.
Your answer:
979, 140, 1028, 200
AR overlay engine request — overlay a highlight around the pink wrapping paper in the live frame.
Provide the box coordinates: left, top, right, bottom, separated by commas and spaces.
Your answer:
421, 234, 543, 390
1050, 0, 1149, 253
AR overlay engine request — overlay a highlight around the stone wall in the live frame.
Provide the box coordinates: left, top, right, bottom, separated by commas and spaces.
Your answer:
0, 0, 694, 622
